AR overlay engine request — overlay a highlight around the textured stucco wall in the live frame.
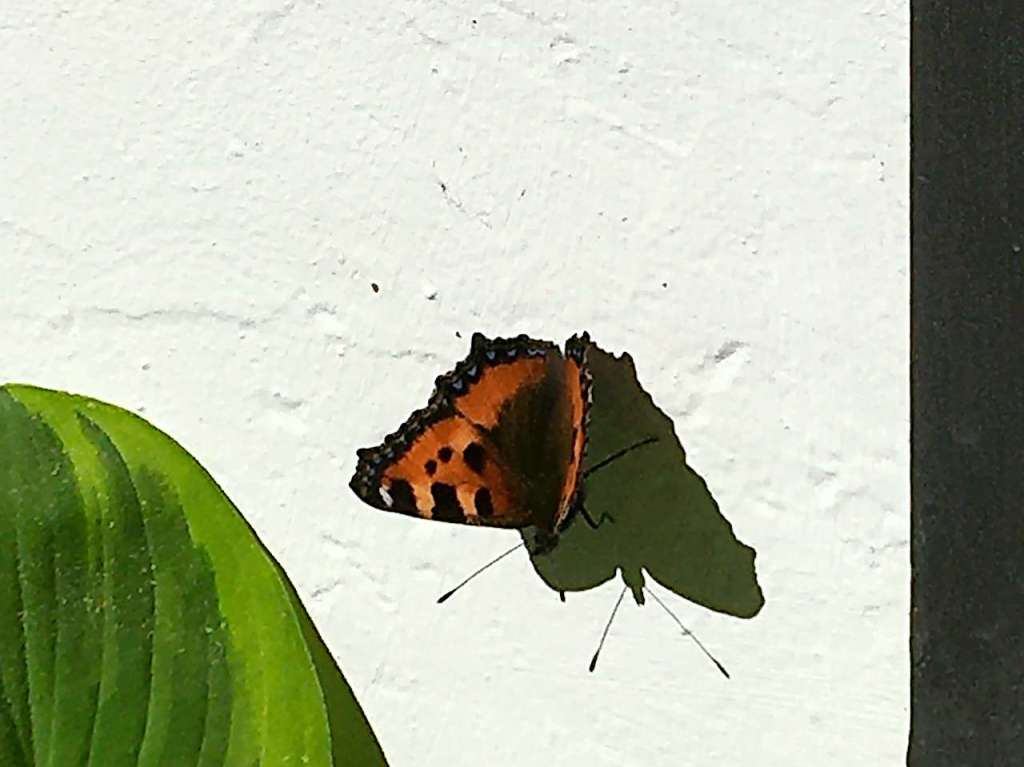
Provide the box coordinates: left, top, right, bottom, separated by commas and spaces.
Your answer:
2, 1, 908, 765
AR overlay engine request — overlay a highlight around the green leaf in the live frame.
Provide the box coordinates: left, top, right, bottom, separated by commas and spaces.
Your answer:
0, 384, 388, 767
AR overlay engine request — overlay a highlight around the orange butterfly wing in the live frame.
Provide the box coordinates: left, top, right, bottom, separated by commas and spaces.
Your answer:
374, 415, 528, 527
350, 333, 592, 539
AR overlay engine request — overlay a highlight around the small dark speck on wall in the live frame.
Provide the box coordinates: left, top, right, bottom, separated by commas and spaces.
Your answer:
662, 282, 668, 288
439, 181, 447, 193
371, 282, 380, 293
455, 330, 462, 338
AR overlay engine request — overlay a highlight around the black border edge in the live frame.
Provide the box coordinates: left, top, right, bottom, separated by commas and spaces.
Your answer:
911, 2, 1024, 763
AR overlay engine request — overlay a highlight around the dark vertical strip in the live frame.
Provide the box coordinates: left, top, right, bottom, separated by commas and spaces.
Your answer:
8, 409, 58, 763
0, 392, 38, 766
133, 468, 228, 766
911, 2, 1024, 764
35, 408, 102, 766
77, 415, 155, 765
195, 543, 233, 767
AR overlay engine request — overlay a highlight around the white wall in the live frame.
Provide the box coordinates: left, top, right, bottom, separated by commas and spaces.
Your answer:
1, 1, 908, 765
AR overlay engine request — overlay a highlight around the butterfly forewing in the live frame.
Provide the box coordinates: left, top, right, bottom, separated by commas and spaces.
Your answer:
350, 332, 592, 542
448, 335, 558, 428
354, 414, 530, 526
484, 350, 578, 533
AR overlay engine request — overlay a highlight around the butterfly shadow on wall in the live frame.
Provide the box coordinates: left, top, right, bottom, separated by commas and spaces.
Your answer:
525, 341, 765, 620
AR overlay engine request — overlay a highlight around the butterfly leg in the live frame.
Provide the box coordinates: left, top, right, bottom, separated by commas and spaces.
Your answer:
526, 529, 560, 556
580, 504, 614, 529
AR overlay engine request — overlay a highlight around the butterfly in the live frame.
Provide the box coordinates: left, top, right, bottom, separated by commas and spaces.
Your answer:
349, 332, 732, 675
349, 331, 595, 554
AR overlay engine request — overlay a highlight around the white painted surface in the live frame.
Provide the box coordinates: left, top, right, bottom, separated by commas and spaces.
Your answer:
1, 1, 908, 764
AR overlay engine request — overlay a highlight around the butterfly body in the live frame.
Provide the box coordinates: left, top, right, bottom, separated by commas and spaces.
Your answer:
350, 332, 593, 553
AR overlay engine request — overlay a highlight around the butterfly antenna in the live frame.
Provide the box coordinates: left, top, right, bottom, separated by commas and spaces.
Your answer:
583, 436, 658, 479
589, 585, 629, 672
437, 541, 526, 604
644, 586, 730, 678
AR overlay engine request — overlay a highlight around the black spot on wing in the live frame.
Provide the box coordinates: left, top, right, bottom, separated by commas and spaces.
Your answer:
438, 446, 454, 463
474, 487, 494, 517
425, 459, 437, 476
389, 479, 417, 511
463, 442, 486, 474
431, 482, 464, 521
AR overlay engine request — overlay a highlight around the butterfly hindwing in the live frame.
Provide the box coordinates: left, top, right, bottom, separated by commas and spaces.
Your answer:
350, 332, 592, 539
